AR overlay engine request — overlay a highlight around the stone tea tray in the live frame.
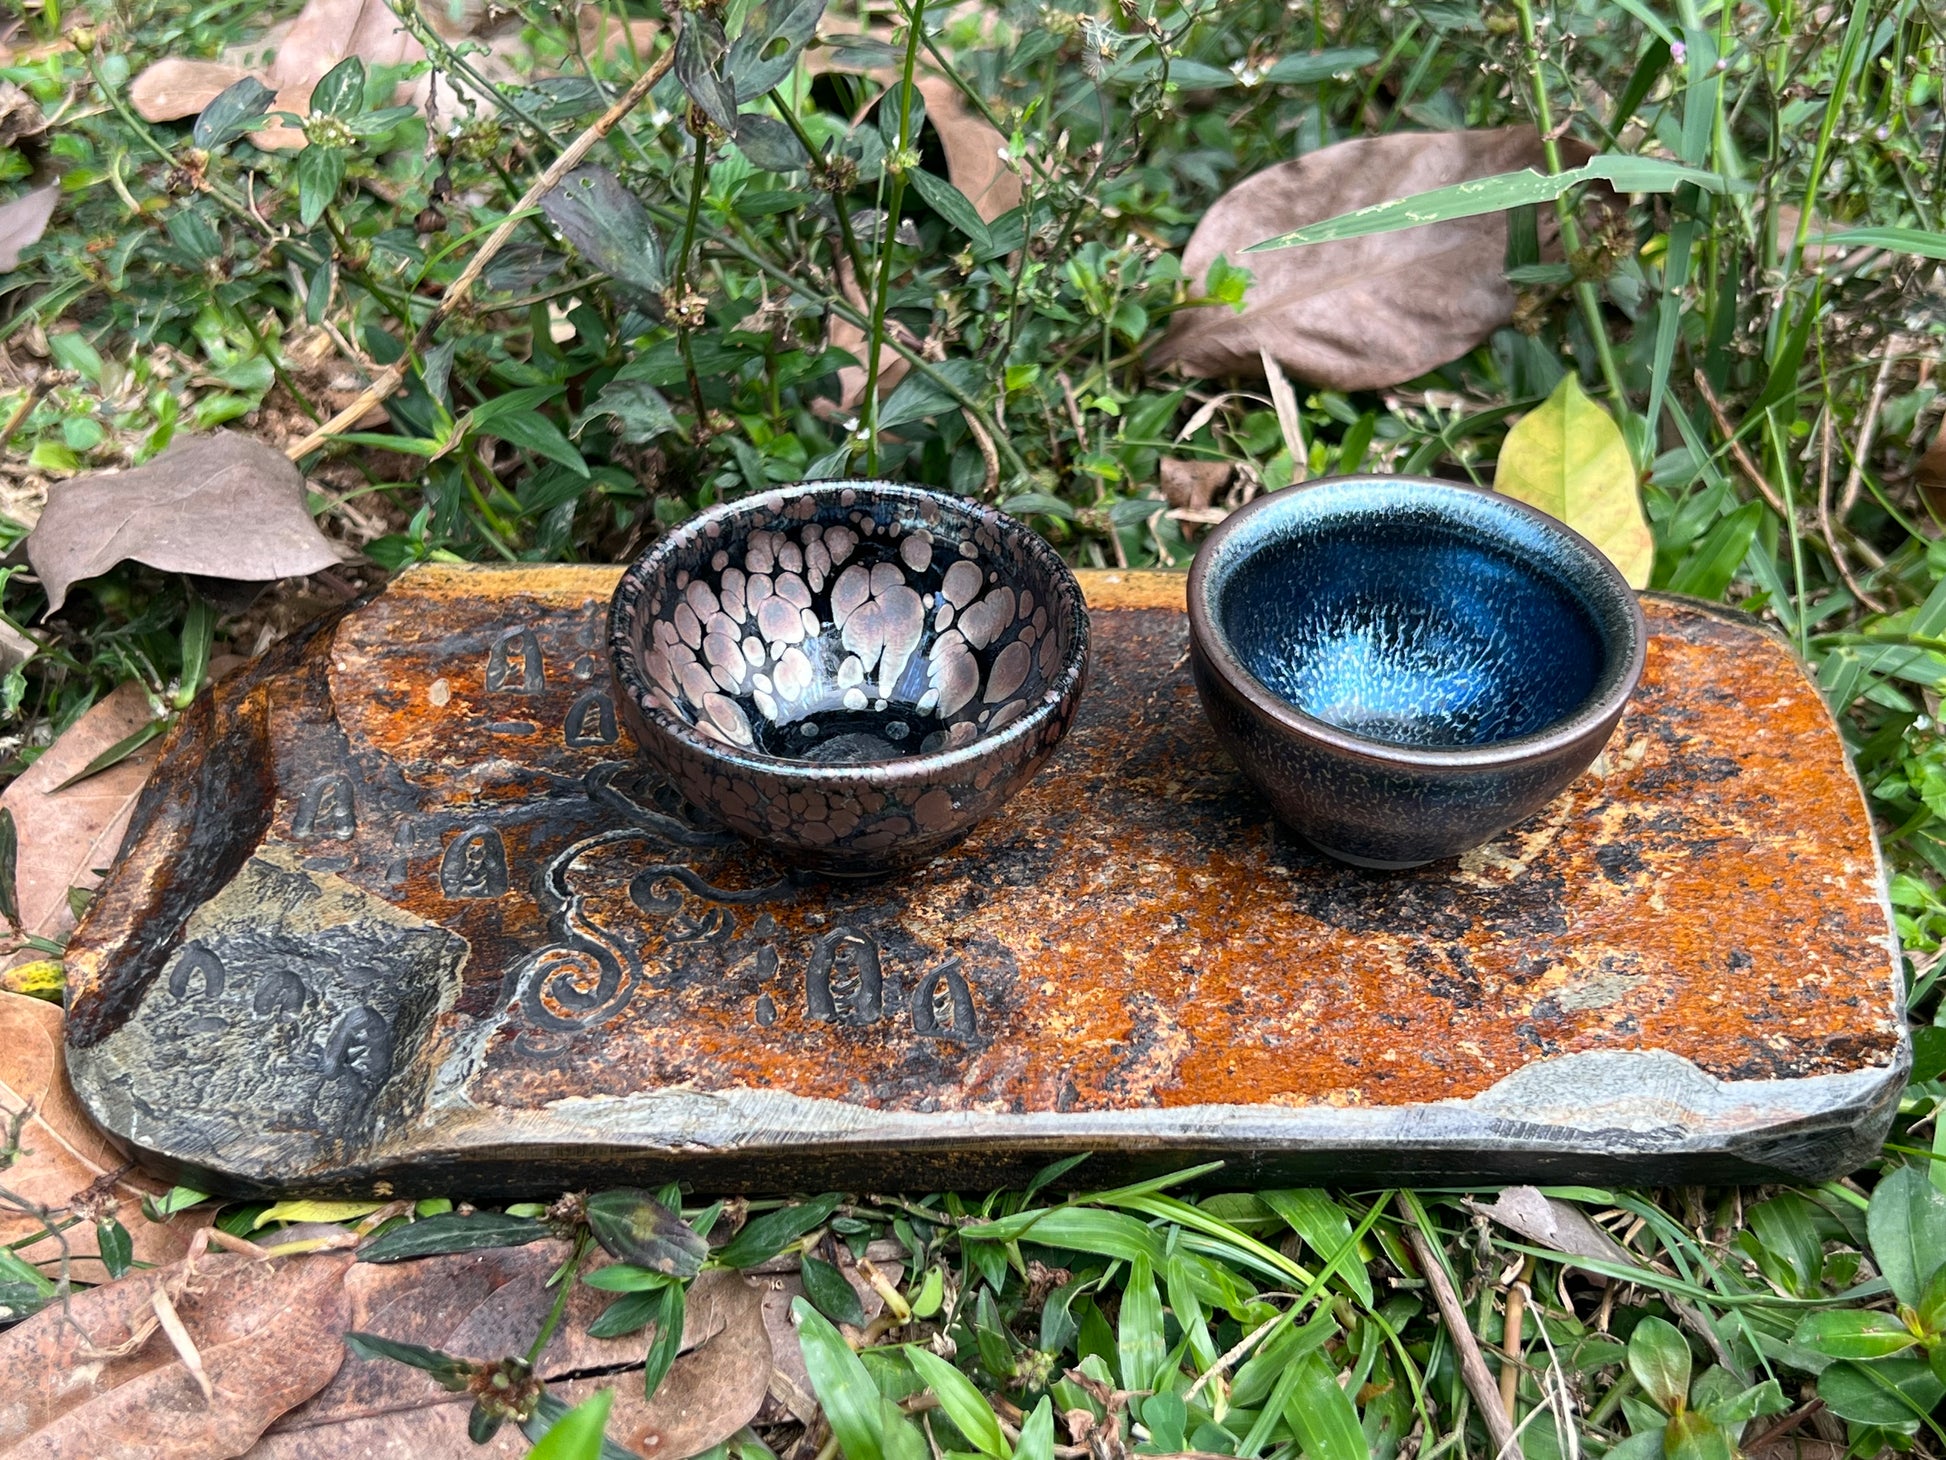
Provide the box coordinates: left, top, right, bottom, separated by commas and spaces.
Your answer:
63, 566, 1906, 1196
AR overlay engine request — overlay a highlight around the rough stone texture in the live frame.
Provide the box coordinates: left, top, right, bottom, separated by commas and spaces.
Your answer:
63, 566, 1906, 1194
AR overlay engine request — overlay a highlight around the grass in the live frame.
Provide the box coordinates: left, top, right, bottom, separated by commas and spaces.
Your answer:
0, 0, 1945, 1454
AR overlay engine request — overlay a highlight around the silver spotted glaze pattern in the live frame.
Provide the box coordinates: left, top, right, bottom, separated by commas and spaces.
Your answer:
610, 482, 1090, 875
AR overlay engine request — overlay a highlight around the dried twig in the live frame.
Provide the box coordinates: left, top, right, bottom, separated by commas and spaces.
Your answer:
1693, 371, 1791, 523
1397, 1195, 1519, 1459
1820, 412, 1888, 612
1499, 1256, 1534, 1418
150, 1284, 212, 1402
1841, 348, 1897, 518
284, 41, 678, 461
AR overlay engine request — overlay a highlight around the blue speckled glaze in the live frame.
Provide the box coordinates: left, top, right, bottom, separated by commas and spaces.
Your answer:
1188, 477, 1646, 869
1220, 504, 1606, 748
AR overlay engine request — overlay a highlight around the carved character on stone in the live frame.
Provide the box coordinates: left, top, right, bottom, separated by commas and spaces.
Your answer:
441, 825, 509, 899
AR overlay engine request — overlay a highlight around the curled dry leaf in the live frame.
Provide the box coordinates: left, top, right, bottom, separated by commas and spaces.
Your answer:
1154, 128, 1587, 392
0, 1246, 354, 1459
1492, 373, 1653, 588
25, 430, 343, 615
251, 1248, 772, 1460
0, 681, 160, 964
1158, 457, 1231, 512
0, 186, 57, 273
0, 990, 207, 1271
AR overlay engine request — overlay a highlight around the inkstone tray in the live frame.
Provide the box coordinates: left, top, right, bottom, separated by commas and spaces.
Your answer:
63, 566, 1906, 1196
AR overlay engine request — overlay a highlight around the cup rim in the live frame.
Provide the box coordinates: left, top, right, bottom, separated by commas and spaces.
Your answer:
1187, 474, 1648, 770
609, 480, 1092, 785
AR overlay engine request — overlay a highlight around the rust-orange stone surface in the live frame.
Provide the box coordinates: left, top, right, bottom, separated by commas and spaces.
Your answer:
63, 567, 1905, 1195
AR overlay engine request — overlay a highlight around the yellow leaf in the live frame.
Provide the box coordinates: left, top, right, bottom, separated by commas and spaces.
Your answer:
0, 961, 65, 1001
1493, 374, 1653, 589
254, 1199, 384, 1229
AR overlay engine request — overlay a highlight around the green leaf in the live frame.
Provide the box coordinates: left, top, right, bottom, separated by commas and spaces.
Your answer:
344, 1331, 477, 1390
0, 807, 18, 930
1813, 226, 1946, 260
1868, 1165, 1946, 1310
294, 144, 348, 228
1790, 1310, 1918, 1360
310, 56, 366, 118
1494, 373, 1653, 588
1015, 1396, 1054, 1460
641, 1281, 686, 1397
1662, 1408, 1734, 1460
1262, 47, 1382, 83
961, 1206, 1164, 1266
795, 1298, 889, 1460
192, 75, 276, 149
905, 1347, 1008, 1459
909, 1266, 944, 1320
802, 1254, 868, 1327
521, 1393, 643, 1460
1701, 1379, 1788, 1428
878, 360, 984, 431
727, 0, 830, 101
586, 1190, 708, 1277
1626, 1316, 1692, 1415
713, 1194, 843, 1269
673, 7, 739, 134
1815, 1357, 1945, 1426
1283, 1349, 1372, 1460
588, 1287, 665, 1338
1117, 1255, 1165, 1394
96, 1218, 133, 1279
734, 113, 808, 173
358, 1211, 549, 1263
1665, 500, 1762, 600
142, 1185, 209, 1222
478, 409, 590, 477
51, 717, 167, 793
584, 1265, 678, 1293
1259, 1189, 1373, 1306
1246, 155, 1742, 252
528, 1388, 615, 1460
1746, 1192, 1825, 1295
574, 379, 681, 444
907, 169, 993, 254
1919, 1261, 1946, 1334
542, 166, 667, 295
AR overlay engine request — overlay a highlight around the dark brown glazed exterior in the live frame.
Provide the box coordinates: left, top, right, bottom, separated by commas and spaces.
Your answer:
609, 482, 1090, 875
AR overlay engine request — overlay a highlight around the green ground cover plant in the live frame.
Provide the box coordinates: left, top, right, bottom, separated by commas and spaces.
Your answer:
1, 0, 1945, 1454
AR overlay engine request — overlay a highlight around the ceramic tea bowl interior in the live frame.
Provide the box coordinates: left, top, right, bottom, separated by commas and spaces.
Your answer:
1188, 475, 1645, 869
610, 481, 1090, 875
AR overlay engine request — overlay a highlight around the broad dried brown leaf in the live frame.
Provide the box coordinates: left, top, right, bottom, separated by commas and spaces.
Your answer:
252, 1249, 772, 1460
0, 990, 207, 1270
0, 1247, 354, 1459
1153, 129, 1577, 391
26, 430, 343, 614
130, 0, 488, 150
0, 681, 159, 961
0, 185, 56, 273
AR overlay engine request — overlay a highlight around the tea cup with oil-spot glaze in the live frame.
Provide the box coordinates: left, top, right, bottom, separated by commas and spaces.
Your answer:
610, 481, 1091, 876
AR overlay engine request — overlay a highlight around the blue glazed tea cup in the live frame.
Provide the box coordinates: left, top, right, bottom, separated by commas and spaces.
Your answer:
1187, 475, 1646, 869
